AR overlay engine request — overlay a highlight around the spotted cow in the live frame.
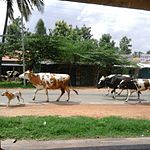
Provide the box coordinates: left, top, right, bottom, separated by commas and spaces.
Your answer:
6, 71, 20, 81
97, 74, 131, 98
119, 78, 150, 102
19, 70, 78, 102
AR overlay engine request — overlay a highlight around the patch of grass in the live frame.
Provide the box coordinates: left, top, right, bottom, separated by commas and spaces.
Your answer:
0, 81, 33, 88
0, 116, 150, 140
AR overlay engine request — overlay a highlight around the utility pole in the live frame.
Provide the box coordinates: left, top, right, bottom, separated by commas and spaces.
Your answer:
21, 0, 26, 86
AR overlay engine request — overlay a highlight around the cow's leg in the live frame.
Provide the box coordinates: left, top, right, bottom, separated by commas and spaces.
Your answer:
112, 89, 116, 99
117, 89, 123, 95
45, 89, 49, 102
125, 89, 131, 102
138, 91, 141, 103
32, 89, 39, 101
66, 87, 70, 102
56, 88, 65, 102
106, 87, 110, 96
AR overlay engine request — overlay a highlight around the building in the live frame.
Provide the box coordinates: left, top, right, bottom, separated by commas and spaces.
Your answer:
2, 56, 23, 75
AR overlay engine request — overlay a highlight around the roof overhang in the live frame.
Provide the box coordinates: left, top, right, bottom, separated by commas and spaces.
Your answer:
62, 0, 150, 11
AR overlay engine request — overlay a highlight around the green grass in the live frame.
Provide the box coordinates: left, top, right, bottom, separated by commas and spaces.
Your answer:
0, 81, 33, 88
0, 116, 150, 140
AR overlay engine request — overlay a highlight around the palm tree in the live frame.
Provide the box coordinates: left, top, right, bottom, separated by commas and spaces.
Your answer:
0, 0, 44, 80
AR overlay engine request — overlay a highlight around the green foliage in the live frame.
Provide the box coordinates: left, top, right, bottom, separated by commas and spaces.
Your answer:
6, 17, 22, 44
25, 35, 58, 70
1, 17, 134, 74
146, 50, 150, 54
119, 36, 132, 54
0, 81, 33, 88
52, 20, 72, 37
0, 116, 150, 140
35, 19, 46, 35
99, 34, 115, 48
80, 33, 124, 74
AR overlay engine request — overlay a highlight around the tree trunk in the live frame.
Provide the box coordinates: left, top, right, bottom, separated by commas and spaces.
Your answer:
0, 1, 9, 81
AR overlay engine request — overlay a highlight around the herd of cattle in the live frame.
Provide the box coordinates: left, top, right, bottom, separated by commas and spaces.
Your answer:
1, 70, 150, 104
97, 74, 150, 103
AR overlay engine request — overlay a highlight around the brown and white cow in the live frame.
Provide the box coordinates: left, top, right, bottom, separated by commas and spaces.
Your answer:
19, 70, 78, 102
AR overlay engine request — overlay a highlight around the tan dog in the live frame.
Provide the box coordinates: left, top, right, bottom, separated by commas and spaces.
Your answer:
1, 90, 24, 106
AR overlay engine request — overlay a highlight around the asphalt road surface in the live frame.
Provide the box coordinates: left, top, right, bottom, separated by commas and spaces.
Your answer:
0, 87, 150, 105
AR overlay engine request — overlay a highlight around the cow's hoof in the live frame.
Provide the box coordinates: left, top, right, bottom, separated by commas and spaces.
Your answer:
56, 99, 59, 102
32, 98, 35, 101
112, 96, 115, 99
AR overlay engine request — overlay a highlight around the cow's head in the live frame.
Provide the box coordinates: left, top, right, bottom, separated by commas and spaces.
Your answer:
19, 70, 32, 80
97, 76, 106, 88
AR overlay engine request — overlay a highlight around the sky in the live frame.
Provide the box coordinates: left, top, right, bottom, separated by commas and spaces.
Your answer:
1, 0, 150, 53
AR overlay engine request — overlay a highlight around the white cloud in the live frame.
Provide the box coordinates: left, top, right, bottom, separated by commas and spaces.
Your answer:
1, 0, 150, 52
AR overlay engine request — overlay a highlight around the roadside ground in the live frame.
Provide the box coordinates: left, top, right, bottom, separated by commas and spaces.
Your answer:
0, 87, 150, 150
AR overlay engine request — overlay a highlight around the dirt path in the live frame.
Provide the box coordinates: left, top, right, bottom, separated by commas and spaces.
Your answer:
1, 103, 150, 120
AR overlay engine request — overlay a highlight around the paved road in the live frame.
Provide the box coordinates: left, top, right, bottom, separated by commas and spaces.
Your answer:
1, 87, 150, 105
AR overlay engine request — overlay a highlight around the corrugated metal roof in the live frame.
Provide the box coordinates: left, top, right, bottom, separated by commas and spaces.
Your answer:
2, 64, 23, 67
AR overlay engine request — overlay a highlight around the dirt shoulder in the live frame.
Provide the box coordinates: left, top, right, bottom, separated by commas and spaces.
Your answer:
0, 103, 150, 120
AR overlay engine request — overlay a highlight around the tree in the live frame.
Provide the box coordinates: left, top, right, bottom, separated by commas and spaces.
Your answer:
24, 35, 61, 71
0, 0, 44, 80
119, 36, 132, 54
146, 50, 150, 54
99, 34, 116, 50
81, 34, 128, 75
52, 20, 72, 37
35, 19, 46, 35
6, 18, 22, 44
48, 21, 94, 65
74, 25, 92, 41
2, 0, 44, 43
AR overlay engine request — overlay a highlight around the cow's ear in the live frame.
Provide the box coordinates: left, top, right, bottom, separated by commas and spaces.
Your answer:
101, 76, 105, 80
28, 70, 33, 73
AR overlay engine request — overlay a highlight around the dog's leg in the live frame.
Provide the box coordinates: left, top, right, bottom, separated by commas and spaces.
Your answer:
19, 92, 24, 103
17, 96, 20, 104
20, 93, 24, 103
7, 100, 11, 107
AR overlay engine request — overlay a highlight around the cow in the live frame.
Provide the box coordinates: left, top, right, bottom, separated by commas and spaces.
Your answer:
97, 74, 116, 95
6, 71, 20, 81
19, 70, 78, 102
118, 78, 150, 102
97, 74, 131, 99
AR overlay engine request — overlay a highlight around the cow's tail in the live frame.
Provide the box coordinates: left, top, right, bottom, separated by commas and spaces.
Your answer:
69, 80, 79, 95
72, 89, 79, 95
